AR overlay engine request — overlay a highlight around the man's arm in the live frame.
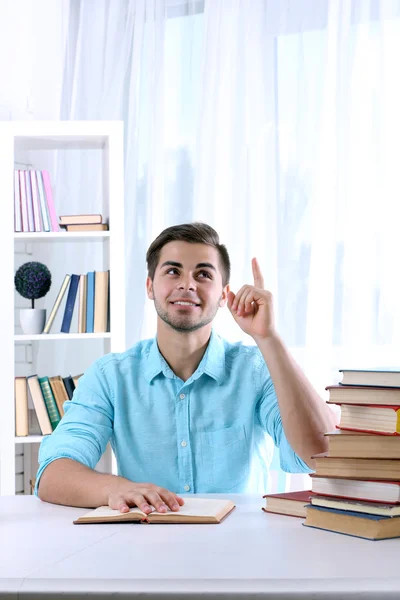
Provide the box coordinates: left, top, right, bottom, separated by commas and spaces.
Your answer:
228, 257, 338, 469
256, 335, 337, 468
38, 458, 184, 514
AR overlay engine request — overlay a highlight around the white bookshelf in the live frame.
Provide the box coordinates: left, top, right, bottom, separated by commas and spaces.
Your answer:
0, 121, 126, 495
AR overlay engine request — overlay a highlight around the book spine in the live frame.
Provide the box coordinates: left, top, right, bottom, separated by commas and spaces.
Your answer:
86, 271, 95, 333
14, 171, 22, 232
60, 274, 80, 333
63, 376, 76, 400
38, 377, 61, 430
26, 375, 52, 435
41, 170, 59, 232
29, 169, 42, 231
15, 377, 28, 436
24, 170, 35, 232
35, 170, 51, 231
78, 274, 87, 333
18, 170, 29, 232
43, 274, 71, 334
94, 271, 109, 333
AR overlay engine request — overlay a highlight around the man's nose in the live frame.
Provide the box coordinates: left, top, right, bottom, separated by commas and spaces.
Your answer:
178, 276, 196, 291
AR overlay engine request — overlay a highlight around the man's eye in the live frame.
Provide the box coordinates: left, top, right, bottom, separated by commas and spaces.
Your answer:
167, 268, 179, 275
198, 271, 212, 279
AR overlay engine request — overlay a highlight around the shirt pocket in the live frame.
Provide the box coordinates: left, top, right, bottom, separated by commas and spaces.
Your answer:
200, 424, 249, 491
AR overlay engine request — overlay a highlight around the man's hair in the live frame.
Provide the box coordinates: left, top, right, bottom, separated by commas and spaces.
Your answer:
146, 222, 231, 286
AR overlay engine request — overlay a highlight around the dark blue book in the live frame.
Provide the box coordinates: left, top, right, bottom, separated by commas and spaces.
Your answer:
60, 274, 80, 333
303, 504, 400, 540
86, 271, 95, 333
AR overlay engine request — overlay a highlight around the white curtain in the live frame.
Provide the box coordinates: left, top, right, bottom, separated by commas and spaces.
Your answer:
4, 0, 400, 490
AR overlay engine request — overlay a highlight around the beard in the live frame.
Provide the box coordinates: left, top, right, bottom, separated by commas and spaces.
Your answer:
153, 296, 221, 333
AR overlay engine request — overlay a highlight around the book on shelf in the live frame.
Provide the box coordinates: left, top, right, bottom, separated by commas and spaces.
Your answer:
15, 377, 28, 436
48, 375, 69, 417
335, 404, 400, 435
14, 170, 22, 232
38, 376, 61, 431
63, 375, 76, 400
94, 270, 109, 333
86, 271, 95, 333
303, 504, 400, 540
26, 375, 52, 436
326, 384, 400, 406
74, 497, 236, 525
24, 169, 35, 232
339, 369, 400, 388
324, 430, 400, 459
29, 169, 42, 232
64, 224, 109, 232
310, 476, 400, 504
14, 169, 57, 232
41, 170, 59, 231
43, 274, 71, 334
310, 495, 400, 517
35, 170, 51, 231
60, 274, 80, 333
78, 274, 87, 333
18, 170, 29, 232
262, 490, 312, 518
311, 453, 400, 480
59, 214, 103, 225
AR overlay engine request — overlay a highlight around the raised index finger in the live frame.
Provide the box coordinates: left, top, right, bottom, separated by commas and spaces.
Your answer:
252, 257, 264, 289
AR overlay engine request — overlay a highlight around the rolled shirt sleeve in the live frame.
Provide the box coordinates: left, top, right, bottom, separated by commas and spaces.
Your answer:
255, 359, 314, 474
34, 361, 114, 496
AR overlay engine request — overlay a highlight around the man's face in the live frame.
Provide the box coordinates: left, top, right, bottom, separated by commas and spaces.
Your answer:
146, 241, 229, 333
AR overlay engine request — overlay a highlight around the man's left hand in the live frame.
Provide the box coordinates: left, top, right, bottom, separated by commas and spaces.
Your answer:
227, 258, 276, 341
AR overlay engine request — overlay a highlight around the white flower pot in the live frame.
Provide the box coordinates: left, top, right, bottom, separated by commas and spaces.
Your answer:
19, 308, 47, 335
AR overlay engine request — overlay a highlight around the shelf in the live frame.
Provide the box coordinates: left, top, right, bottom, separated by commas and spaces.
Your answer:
14, 232, 110, 241
14, 436, 45, 444
15, 333, 112, 342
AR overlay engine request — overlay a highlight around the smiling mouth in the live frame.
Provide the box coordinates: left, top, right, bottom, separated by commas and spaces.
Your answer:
170, 301, 200, 307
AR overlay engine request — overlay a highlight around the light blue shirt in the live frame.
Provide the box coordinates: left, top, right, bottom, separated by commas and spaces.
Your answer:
35, 330, 312, 496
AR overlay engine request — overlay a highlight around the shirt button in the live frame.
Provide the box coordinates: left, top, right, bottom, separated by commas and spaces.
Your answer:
184, 484, 190, 492
180, 440, 187, 447
179, 393, 185, 399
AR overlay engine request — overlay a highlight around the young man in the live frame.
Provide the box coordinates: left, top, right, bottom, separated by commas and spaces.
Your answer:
37, 223, 337, 515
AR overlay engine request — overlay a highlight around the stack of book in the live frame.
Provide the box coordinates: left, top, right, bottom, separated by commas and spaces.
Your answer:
43, 271, 109, 334
15, 373, 82, 436
59, 214, 108, 232
304, 368, 400, 540
14, 169, 59, 232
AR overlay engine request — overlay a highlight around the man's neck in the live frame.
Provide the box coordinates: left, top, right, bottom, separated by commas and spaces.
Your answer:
156, 321, 212, 382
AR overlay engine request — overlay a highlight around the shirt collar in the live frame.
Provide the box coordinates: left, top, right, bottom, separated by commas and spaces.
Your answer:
144, 329, 225, 385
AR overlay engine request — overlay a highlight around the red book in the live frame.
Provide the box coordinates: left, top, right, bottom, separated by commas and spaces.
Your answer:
262, 490, 313, 518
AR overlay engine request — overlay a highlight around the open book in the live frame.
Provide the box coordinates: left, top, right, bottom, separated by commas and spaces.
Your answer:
73, 497, 235, 525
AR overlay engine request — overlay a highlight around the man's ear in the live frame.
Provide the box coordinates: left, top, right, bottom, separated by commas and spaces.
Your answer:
146, 277, 154, 300
219, 284, 230, 307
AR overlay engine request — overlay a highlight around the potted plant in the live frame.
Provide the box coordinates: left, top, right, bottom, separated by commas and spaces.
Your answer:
15, 261, 52, 334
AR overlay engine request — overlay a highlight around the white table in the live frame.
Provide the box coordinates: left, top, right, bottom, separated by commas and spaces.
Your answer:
0, 494, 399, 599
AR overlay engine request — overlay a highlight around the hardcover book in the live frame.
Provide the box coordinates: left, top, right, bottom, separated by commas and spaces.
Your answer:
74, 497, 235, 525
311, 453, 400, 481
304, 504, 400, 540
61, 274, 80, 333
262, 490, 312, 518
339, 369, 400, 388
325, 430, 400, 459
326, 384, 400, 406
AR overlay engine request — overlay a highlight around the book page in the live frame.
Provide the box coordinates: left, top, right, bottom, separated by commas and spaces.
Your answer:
80, 506, 145, 519
150, 497, 232, 517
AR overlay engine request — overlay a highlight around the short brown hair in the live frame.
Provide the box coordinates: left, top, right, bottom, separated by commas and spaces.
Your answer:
146, 222, 231, 286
